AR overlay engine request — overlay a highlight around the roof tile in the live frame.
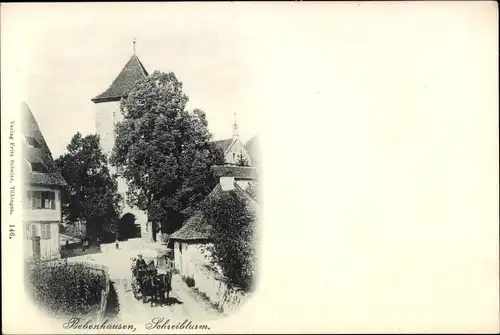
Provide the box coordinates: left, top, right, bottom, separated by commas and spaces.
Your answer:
91, 54, 148, 103
22, 103, 67, 187
211, 138, 234, 154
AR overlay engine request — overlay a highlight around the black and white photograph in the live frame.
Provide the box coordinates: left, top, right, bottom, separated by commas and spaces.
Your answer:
2, 2, 499, 334
8, 3, 260, 330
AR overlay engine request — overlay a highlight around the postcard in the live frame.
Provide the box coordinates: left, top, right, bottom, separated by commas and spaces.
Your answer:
1, 2, 498, 334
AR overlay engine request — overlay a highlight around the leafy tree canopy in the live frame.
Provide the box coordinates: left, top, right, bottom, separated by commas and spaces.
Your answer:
55, 132, 121, 241
201, 191, 257, 291
110, 71, 224, 240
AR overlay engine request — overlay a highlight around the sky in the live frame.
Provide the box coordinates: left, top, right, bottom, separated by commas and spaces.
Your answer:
2, 2, 499, 331
5, 3, 267, 158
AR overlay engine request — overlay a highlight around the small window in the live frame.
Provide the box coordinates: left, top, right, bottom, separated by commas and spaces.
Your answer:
31, 224, 37, 238
31, 163, 48, 173
179, 242, 182, 253
28, 191, 55, 210
233, 152, 236, 160
25, 136, 42, 148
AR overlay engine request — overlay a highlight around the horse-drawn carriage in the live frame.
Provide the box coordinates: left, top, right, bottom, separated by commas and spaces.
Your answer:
130, 249, 174, 307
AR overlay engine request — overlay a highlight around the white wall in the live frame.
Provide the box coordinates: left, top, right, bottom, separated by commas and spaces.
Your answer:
24, 186, 61, 222
174, 241, 215, 278
95, 100, 120, 156
24, 222, 60, 260
23, 184, 62, 261
173, 240, 248, 315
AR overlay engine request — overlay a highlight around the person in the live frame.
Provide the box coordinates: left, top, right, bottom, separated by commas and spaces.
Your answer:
65, 239, 69, 251
115, 238, 119, 250
135, 254, 147, 271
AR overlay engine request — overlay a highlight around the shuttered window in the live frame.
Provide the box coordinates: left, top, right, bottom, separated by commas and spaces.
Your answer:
41, 223, 51, 240
31, 224, 37, 238
27, 191, 56, 210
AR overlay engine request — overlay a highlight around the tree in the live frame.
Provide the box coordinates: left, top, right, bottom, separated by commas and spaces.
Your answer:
236, 152, 249, 166
55, 133, 121, 242
110, 71, 224, 241
201, 191, 256, 291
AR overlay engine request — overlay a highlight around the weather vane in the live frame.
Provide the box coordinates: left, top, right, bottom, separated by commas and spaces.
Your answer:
133, 37, 136, 54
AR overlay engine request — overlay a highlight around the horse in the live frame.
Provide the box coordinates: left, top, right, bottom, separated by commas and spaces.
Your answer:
141, 271, 162, 307
157, 271, 173, 305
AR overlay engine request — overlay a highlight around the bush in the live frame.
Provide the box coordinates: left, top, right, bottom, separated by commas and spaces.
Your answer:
201, 191, 256, 291
25, 260, 107, 318
183, 276, 195, 287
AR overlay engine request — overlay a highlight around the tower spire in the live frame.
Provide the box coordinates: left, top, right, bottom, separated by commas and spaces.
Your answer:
232, 112, 239, 139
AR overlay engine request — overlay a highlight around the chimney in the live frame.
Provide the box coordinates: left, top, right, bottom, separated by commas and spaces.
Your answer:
220, 176, 235, 191
212, 165, 256, 192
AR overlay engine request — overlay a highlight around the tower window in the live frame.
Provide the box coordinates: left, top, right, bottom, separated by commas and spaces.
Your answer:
31, 162, 48, 173
25, 136, 42, 148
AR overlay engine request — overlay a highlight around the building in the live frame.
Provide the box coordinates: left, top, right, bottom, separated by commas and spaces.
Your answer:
91, 51, 151, 241
211, 114, 253, 166
170, 165, 257, 278
170, 165, 257, 313
22, 102, 67, 261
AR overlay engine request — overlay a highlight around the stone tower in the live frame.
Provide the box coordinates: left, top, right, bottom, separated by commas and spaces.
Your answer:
91, 51, 152, 241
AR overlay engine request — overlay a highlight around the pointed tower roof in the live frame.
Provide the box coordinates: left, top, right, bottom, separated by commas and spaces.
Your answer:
22, 102, 67, 187
91, 54, 149, 103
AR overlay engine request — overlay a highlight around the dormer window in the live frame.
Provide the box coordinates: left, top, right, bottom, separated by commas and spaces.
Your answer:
31, 162, 48, 173
25, 136, 42, 148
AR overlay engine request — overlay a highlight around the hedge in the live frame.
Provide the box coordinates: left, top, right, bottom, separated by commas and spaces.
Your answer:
25, 260, 107, 318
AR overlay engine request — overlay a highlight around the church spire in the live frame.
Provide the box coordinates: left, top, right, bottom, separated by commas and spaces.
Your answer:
232, 112, 239, 139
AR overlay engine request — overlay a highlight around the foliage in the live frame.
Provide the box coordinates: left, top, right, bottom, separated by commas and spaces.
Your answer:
183, 276, 195, 288
201, 191, 256, 291
55, 133, 121, 242
63, 222, 87, 240
25, 260, 107, 318
236, 152, 249, 166
110, 71, 224, 241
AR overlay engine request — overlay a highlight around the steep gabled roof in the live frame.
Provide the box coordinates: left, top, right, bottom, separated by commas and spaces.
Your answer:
211, 138, 234, 155
22, 103, 67, 187
170, 181, 256, 241
245, 136, 259, 167
169, 212, 211, 241
91, 54, 149, 103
